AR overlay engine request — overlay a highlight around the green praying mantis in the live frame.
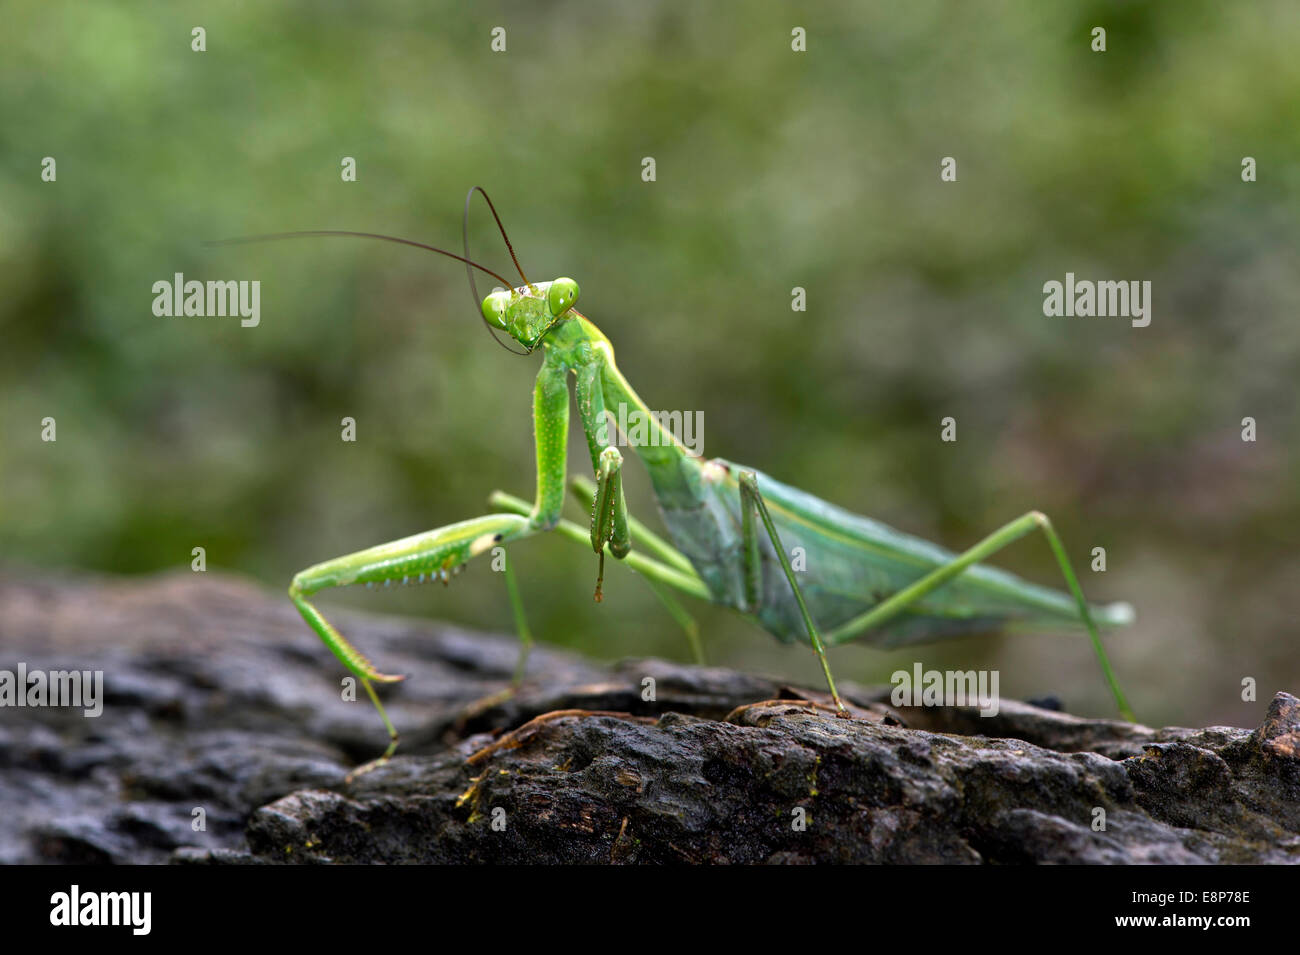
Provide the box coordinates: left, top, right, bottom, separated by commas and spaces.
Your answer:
222, 187, 1136, 775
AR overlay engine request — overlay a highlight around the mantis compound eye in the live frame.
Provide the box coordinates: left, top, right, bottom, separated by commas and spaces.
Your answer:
547, 277, 579, 317
480, 290, 509, 330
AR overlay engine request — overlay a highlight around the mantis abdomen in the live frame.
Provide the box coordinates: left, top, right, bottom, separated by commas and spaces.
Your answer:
649, 454, 1133, 650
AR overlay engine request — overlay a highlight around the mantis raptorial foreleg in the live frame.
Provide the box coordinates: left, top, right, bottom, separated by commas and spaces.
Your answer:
569, 476, 695, 576
575, 363, 631, 601
589, 447, 629, 601
563, 476, 705, 662
488, 488, 710, 663
822, 510, 1136, 723
737, 471, 847, 714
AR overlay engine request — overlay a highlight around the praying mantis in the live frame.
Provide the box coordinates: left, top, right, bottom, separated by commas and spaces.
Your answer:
222, 187, 1136, 774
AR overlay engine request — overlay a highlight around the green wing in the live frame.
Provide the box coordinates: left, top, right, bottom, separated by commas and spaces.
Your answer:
658, 458, 1132, 648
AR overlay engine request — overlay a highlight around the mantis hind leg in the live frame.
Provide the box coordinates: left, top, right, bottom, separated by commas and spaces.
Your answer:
288, 511, 536, 776
822, 510, 1136, 722
738, 471, 847, 714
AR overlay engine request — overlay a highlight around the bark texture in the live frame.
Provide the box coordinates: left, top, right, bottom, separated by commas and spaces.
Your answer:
1, 571, 1296, 864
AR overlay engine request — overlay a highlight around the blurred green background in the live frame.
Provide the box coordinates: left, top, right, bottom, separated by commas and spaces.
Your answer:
3, 1, 1297, 728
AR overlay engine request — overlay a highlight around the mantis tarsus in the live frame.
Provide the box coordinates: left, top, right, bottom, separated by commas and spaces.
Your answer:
222, 187, 1136, 775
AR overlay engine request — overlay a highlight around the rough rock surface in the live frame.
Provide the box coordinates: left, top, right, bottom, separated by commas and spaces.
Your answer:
1, 570, 1297, 864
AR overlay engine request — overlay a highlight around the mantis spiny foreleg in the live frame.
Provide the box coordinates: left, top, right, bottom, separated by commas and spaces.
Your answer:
488, 488, 709, 663
570, 476, 694, 575
575, 363, 631, 598
589, 447, 628, 602
565, 471, 705, 662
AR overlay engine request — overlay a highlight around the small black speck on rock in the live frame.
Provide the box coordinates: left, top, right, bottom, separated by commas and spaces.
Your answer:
1027, 696, 1064, 712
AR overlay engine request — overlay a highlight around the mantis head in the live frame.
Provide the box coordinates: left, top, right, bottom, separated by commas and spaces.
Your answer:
480, 278, 580, 352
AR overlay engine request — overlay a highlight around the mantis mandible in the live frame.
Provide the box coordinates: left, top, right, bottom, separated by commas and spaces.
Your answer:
221, 187, 1136, 774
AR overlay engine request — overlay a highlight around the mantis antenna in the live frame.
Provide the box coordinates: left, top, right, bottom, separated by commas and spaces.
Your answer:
206, 230, 522, 348
463, 186, 535, 355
